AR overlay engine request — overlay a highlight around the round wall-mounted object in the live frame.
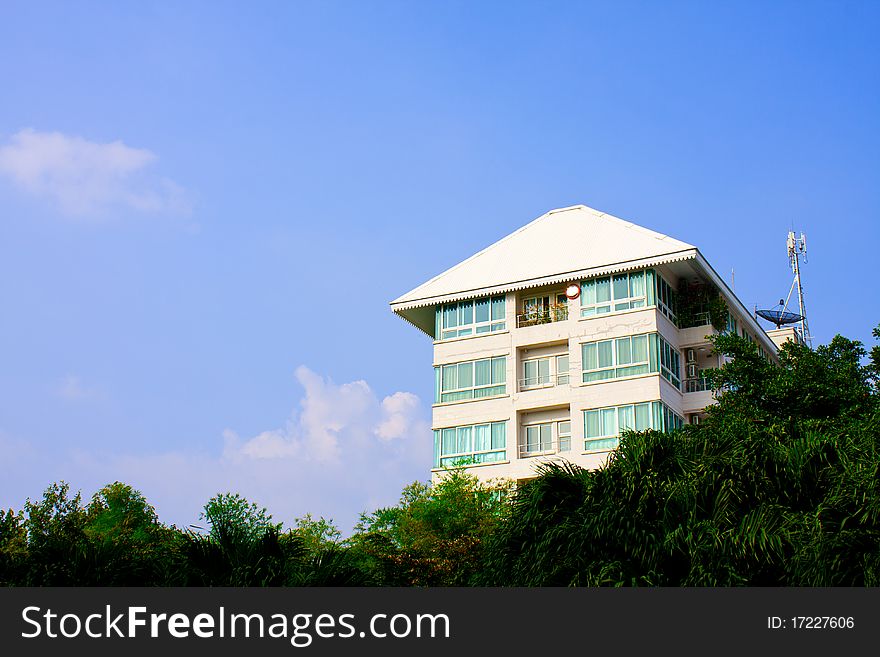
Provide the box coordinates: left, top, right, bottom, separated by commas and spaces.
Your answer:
565, 284, 580, 300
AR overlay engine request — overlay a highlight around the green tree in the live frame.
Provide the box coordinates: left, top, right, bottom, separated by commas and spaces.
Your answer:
291, 513, 342, 553
83, 482, 181, 585
185, 492, 305, 586
480, 326, 880, 586
21, 481, 91, 584
201, 492, 280, 541
352, 469, 507, 585
0, 508, 27, 585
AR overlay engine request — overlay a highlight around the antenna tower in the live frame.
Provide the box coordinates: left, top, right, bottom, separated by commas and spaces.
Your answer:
786, 231, 811, 346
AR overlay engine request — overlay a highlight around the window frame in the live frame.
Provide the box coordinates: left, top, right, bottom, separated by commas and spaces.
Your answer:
580, 270, 649, 318
519, 418, 571, 457
433, 421, 507, 468
436, 295, 506, 341
435, 356, 507, 403
521, 356, 552, 389
583, 401, 683, 453
581, 334, 651, 383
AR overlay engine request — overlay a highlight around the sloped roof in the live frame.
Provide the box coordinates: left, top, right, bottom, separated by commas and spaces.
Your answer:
390, 205, 697, 334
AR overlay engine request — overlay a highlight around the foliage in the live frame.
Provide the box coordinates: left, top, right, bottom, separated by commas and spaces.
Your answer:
708, 294, 730, 333
0, 508, 27, 584
350, 469, 507, 585
291, 513, 342, 553
201, 492, 281, 541
3, 324, 880, 586
478, 326, 880, 586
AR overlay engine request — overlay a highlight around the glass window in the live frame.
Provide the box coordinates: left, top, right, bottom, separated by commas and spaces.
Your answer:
582, 334, 652, 382
583, 401, 682, 453
456, 426, 472, 454
598, 340, 614, 368
556, 354, 570, 385
656, 273, 677, 323
443, 305, 457, 330
632, 334, 648, 363
520, 421, 559, 456
656, 334, 681, 389
630, 270, 645, 297
540, 424, 552, 450
585, 410, 600, 438
441, 428, 456, 454
617, 338, 632, 365
727, 313, 738, 335
442, 365, 457, 391
613, 275, 629, 301
436, 356, 507, 402
434, 421, 507, 468
583, 343, 598, 371
491, 423, 505, 449
522, 358, 552, 388
618, 405, 635, 432
634, 403, 651, 431
475, 298, 490, 323
437, 295, 506, 340
474, 424, 490, 452
491, 296, 505, 321
492, 356, 506, 384
558, 421, 571, 451
582, 279, 596, 305
581, 269, 652, 318
474, 359, 491, 386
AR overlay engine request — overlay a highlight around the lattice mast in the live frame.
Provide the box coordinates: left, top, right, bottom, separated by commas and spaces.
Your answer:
787, 231, 811, 347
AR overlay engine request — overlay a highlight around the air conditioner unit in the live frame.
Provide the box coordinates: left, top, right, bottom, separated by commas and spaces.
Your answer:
686, 348, 696, 363
686, 363, 698, 379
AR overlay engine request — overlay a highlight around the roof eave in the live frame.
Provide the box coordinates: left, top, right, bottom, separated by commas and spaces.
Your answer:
390, 248, 699, 312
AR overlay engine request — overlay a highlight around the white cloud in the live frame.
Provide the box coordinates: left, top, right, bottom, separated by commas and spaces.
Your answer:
0, 367, 432, 533
375, 392, 422, 441
224, 366, 428, 463
0, 128, 190, 217
56, 374, 104, 401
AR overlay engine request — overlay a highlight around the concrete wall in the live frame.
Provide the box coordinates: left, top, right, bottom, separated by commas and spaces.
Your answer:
430, 288, 717, 484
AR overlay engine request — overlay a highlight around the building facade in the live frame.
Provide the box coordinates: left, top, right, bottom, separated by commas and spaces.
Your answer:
390, 205, 786, 484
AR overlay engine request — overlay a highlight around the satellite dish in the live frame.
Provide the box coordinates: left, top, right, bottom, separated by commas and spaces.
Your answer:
756, 298, 803, 328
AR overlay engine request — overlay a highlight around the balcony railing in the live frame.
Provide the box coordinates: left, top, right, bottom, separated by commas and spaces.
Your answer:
679, 311, 712, 330
516, 305, 569, 328
684, 377, 711, 393
518, 437, 572, 459
518, 372, 570, 392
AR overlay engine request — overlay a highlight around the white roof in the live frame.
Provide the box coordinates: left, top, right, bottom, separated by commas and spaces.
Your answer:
390, 204, 782, 356
390, 205, 696, 333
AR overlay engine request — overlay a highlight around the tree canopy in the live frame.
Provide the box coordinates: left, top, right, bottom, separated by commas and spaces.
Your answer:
2, 324, 879, 586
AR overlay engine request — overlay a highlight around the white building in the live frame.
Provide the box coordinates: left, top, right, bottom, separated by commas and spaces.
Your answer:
390, 205, 792, 484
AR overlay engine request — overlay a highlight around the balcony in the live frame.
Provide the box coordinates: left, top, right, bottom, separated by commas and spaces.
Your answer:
682, 377, 714, 415
518, 436, 571, 459
684, 377, 711, 393
519, 418, 572, 458
516, 304, 569, 328
518, 372, 570, 392
681, 311, 711, 329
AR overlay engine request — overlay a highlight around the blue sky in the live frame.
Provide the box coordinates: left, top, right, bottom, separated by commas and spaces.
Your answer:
1, 1, 878, 532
